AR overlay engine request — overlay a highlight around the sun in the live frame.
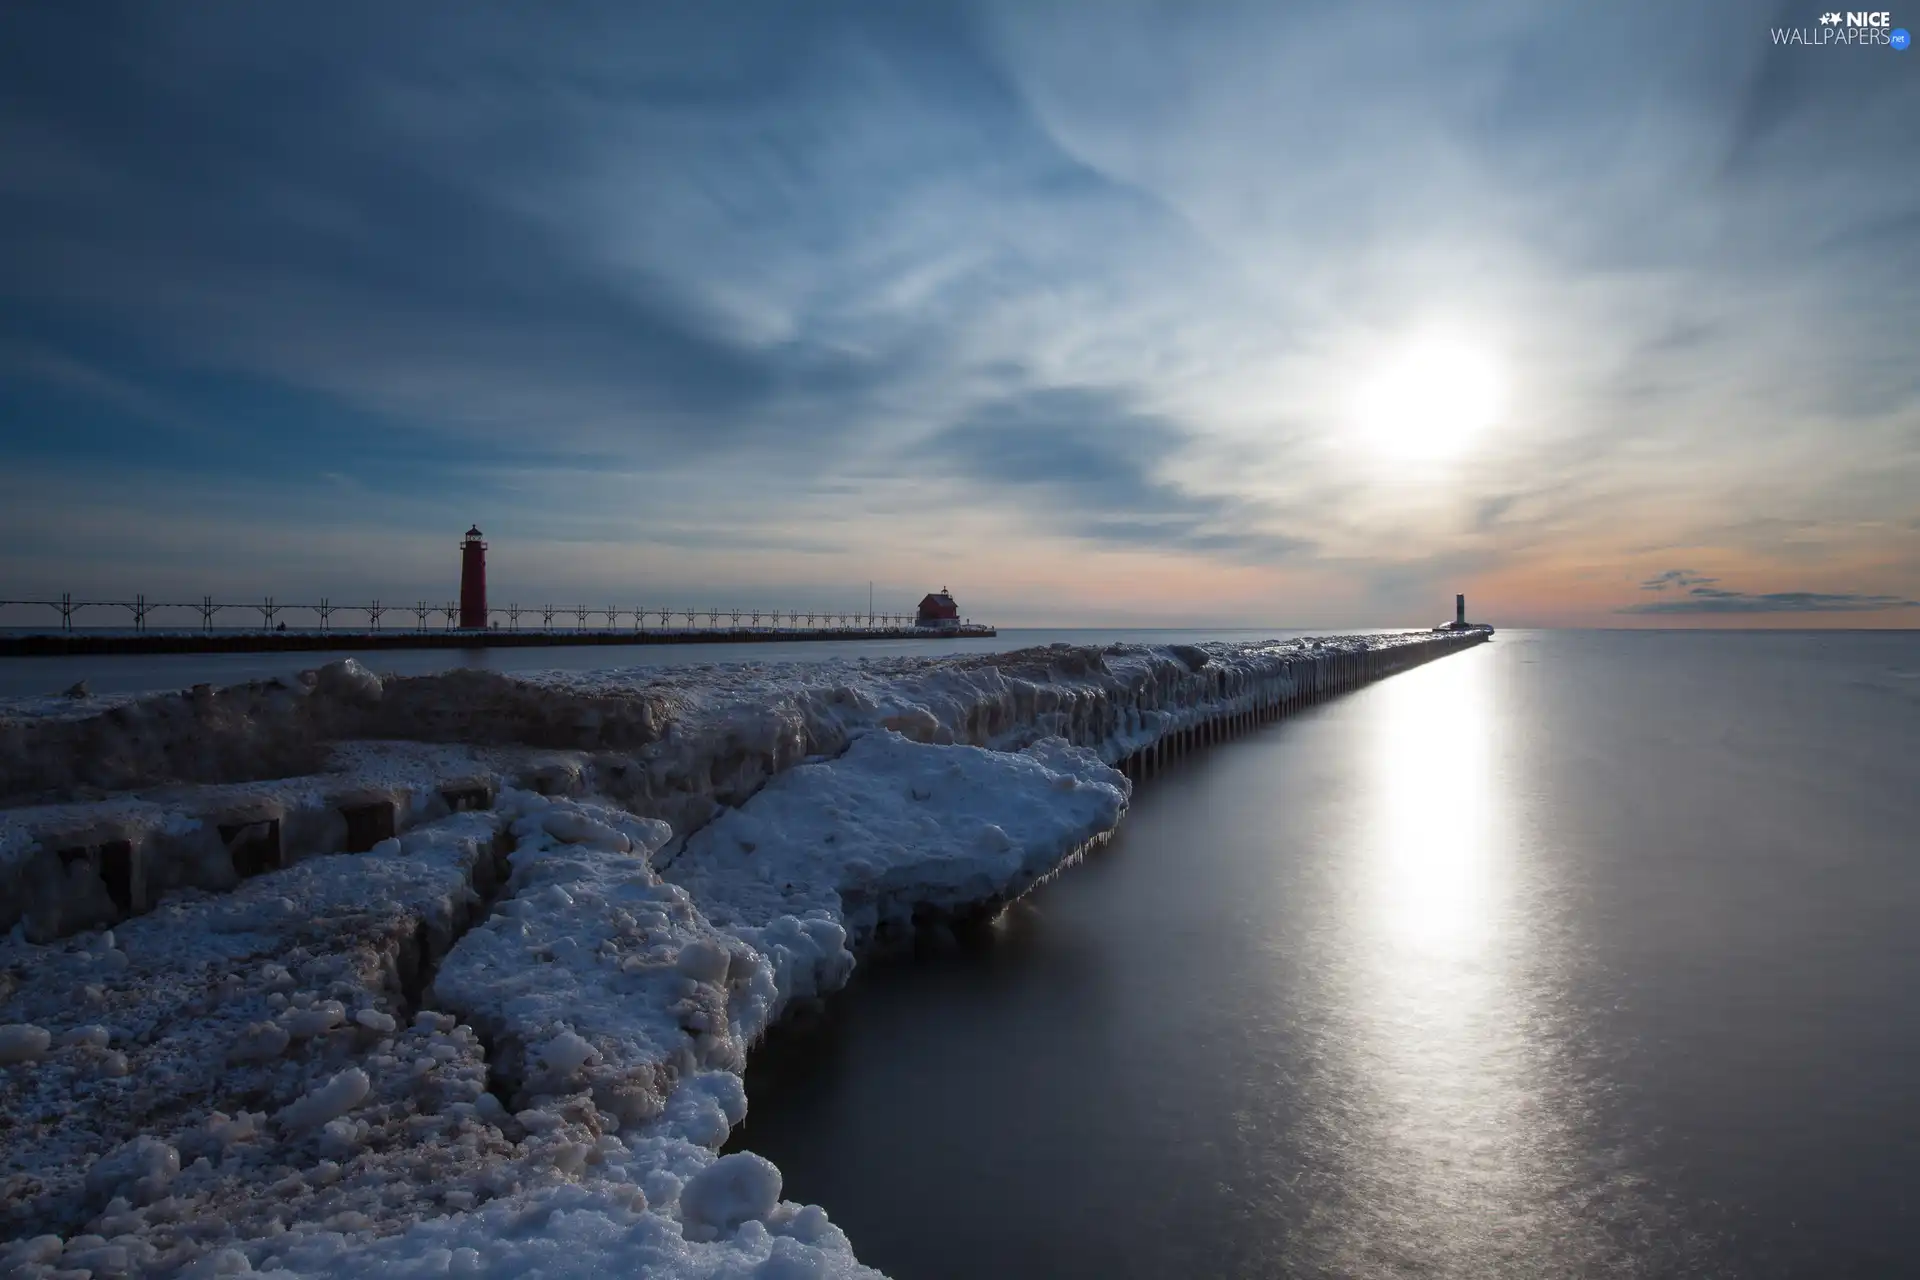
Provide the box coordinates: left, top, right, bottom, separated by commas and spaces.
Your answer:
1353, 331, 1506, 461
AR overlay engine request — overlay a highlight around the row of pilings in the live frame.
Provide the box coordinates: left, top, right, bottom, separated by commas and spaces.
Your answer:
1115, 631, 1488, 781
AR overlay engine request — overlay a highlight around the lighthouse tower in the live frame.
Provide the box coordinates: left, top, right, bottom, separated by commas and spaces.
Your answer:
458, 525, 488, 629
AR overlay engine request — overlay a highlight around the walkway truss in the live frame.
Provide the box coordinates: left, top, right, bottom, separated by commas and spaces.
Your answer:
0, 594, 927, 635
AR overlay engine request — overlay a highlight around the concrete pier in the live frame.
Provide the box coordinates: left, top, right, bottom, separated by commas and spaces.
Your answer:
1115, 629, 1487, 779
0, 625, 996, 658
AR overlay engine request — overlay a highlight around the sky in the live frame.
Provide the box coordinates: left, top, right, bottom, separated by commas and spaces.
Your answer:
1, 0, 1916, 628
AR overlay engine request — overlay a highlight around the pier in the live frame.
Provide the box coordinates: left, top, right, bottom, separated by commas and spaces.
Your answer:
0, 630, 1487, 1274
0, 622, 995, 657
2, 630, 1489, 935
1111, 629, 1487, 782
0, 599, 994, 656
0, 526, 997, 656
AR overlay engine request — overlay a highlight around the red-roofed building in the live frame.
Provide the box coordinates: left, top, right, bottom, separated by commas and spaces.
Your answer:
915, 588, 961, 629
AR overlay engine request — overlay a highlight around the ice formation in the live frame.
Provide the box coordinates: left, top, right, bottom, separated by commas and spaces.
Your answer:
0, 632, 1484, 1276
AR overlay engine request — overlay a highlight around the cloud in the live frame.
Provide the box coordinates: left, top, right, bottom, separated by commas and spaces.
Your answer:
0, 1, 1915, 620
1618, 587, 1918, 615
1639, 569, 1719, 592
0, 0, 1176, 472
924, 385, 1314, 561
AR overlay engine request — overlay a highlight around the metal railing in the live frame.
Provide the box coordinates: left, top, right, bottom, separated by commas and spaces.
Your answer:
0, 594, 934, 634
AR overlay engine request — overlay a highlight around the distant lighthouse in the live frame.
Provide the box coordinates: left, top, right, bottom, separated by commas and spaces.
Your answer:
459, 525, 488, 629
1434, 591, 1493, 635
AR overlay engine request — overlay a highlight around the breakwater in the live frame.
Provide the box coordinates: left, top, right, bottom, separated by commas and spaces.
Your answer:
0, 629, 1485, 1279
1109, 630, 1479, 781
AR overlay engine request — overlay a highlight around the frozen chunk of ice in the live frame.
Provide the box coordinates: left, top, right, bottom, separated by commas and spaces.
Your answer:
675, 939, 732, 985
314, 657, 383, 706
229, 1020, 292, 1062
354, 1008, 397, 1033
277, 1066, 371, 1131
679, 1151, 782, 1236
0, 1022, 52, 1063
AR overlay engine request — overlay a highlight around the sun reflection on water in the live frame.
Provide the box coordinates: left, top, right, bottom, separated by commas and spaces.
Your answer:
1370, 654, 1498, 958
1297, 649, 1598, 1277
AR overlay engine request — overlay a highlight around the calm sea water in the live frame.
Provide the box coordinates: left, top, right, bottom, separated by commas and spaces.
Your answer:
0, 627, 1372, 699
729, 630, 1920, 1279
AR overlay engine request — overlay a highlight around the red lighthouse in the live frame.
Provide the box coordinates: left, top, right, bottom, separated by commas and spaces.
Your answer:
458, 525, 488, 629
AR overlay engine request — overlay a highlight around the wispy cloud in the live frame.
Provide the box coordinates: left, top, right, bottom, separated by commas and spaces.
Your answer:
925, 386, 1315, 561
0, 2, 1914, 623
1619, 587, 1918, 615
1639, 569, 1720, 592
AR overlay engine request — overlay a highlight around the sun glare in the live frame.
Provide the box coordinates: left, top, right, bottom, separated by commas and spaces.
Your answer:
1354, 331, 1506, 462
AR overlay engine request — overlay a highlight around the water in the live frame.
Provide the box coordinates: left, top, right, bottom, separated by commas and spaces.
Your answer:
0, 627, 1376, 699
729, 630, 1920, 1279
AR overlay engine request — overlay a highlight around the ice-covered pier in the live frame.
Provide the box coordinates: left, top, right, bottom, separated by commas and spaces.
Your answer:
0, 629, 1485, 1277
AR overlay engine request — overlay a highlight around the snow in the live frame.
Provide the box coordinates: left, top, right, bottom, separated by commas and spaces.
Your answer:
276, 1067, 372, 1131
0, 809, 508, 1252
0, 633, 1487, 1278
668, 730, 1128, 950
679, 1152, 784, 1238
312, 657, 383, 707
58, 1025, 112, 1050
0, 1024, 51, 1064
425, 792, 717, 1123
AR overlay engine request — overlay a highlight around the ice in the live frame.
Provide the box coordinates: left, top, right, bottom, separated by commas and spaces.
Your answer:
675, 938, 733, 983
81, 1138, 182, 1226
57, 1025, 111, 1050
656, 1070, 749, 1149
0, 1023, 52, 1064
0, 808, 508, 1246
241, 1171, 885, 1279
668, 730, 1128, 948
538, 1029, 601, 1080
229, 1020, 292, 1062
353, 1008, 396, 1033
312, 657, 382, 707
541, 808, 635, 851
8, 1236, 63, 1266
679, 1152, 783, 1238
276, 1067, 371, 1131
0, 634, 1486, 1278
281, 1002, 345, 1039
